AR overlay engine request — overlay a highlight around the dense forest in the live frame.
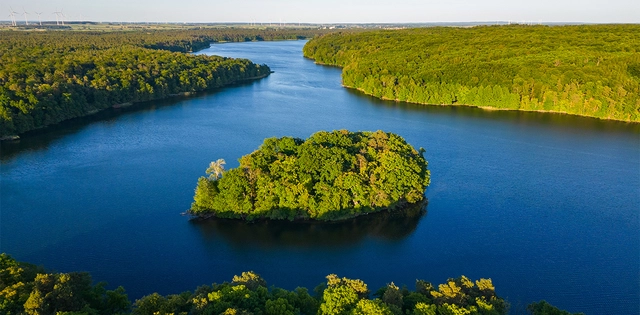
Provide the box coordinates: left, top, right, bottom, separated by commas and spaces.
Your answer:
189, 130, 430, 221
0, 253, 583, 315
302, 24, 640, 122
0, 28, 326, 138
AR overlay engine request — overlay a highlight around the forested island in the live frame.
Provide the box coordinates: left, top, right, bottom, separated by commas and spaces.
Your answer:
303, 24, 640, 122
0, 253, 583, 315
189, 130, 430, 221
0, 28, 326, 138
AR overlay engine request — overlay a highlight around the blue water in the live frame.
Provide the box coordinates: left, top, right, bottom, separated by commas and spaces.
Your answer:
1, 40, 638, 314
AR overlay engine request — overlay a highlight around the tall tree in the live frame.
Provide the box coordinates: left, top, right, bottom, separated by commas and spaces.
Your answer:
206, 159, 226, 180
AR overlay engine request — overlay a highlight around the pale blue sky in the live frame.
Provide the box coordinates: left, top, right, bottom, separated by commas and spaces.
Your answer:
4, 0, 639, 24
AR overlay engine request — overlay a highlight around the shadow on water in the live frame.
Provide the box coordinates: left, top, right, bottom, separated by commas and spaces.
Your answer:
0, 82, 260, 163
346, 88, 640, 134
190, 200, 428, 249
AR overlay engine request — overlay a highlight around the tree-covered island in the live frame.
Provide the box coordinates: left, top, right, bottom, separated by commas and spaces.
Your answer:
189, 130, 430, 221
302, 24, 640, 122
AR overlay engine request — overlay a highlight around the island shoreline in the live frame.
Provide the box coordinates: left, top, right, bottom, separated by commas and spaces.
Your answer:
184, 199, 427, 223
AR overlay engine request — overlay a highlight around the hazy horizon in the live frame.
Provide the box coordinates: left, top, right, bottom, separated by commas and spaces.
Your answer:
3, 0, 639, 24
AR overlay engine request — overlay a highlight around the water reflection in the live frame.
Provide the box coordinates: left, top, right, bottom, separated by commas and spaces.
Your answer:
0, 83, 259, 163
190, 200, 427, 248
347, 88, 640, 134
0, 103, 168, 163
4, 80, 636, 164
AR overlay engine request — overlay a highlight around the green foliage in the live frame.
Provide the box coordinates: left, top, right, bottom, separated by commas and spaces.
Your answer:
190, 130, 430, 221
352, 299, 394, 315
527, 300, 585, 315
303, 25, 640, 122
428, 276, 508, 315
381, 283, 403, 308
0, 253, 44, 315
325, 274, 370, 299
133, 272, 510, 315
403, 292, 431, 313
0, 30, 284, 137
102, 286, 131, 314
413, 302, 437, 315
319, 282, 359, 314
0, 254, 130, 315
232, 271, 267, 291
132, 292, 191, 315
265, 297, 296, 315
6, 254, 587, 315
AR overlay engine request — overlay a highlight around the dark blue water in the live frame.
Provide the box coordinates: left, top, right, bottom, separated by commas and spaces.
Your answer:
1, 40, 638, 314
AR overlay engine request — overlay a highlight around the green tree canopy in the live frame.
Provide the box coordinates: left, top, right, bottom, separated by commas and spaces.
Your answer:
527, 300, 586, 315
303, 25, 640, 122
0, 29, 295, 137
189, 130, 430, 221
1, 253, 584, 315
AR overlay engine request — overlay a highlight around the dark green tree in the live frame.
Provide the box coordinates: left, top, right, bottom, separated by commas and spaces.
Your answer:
527, 300, 585, 315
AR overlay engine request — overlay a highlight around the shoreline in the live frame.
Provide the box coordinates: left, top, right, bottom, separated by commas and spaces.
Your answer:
1, 35, 283, 141
306, 58, 637, 124
185, 199, 427, 223
341, 84, 638, 124
1, 72, 272, 141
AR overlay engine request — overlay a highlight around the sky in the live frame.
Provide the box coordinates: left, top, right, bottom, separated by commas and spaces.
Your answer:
3, 0, 639, 24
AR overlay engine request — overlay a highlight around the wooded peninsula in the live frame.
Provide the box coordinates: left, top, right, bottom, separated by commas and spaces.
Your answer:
302, 24, 640, 122
0, 29, 325, 138
0, 253, 583, 315
189, 130, 430, 221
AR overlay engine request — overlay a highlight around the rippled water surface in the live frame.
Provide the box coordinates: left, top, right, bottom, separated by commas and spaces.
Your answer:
1, 40, 638, 314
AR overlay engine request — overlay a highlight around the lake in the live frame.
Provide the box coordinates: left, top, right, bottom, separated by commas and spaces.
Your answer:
1, 40, 638, 314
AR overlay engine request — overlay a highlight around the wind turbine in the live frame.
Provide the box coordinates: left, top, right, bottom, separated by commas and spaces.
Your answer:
8, 12, 16, 26
9, 7, 18, 26
35, 12, 43, 25
53, 9, 61, 25
21, 7, 29, 26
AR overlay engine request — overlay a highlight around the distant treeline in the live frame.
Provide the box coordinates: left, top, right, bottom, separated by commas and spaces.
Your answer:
190, 130, 430, 221
135, 28, 334, 52
303, 24, 640, 122
1, 28, 330, 53
0, 28, 326, 137
0, 253, 583, 315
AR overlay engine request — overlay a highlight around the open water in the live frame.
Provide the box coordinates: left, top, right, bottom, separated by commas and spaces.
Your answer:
1, 40, 638, 314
